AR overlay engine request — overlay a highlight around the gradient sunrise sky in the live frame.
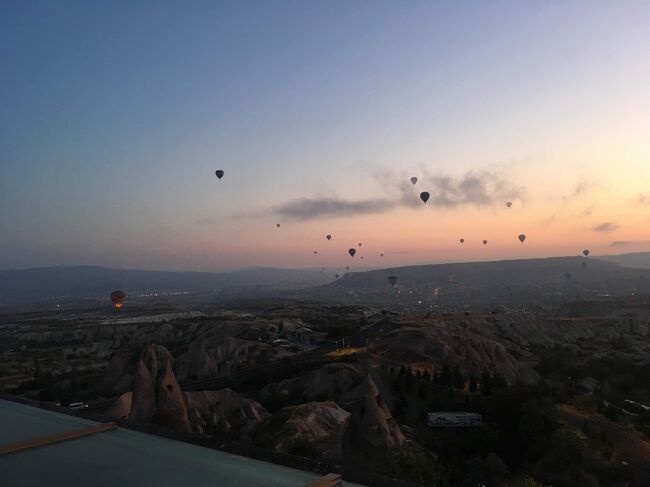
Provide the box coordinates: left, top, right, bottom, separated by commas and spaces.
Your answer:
1, 2, 649, 271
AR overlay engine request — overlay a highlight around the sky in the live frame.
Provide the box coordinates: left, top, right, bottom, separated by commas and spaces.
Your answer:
1, 1, 650, 271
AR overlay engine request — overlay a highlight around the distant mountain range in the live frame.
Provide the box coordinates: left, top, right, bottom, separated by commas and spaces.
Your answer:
3, 252, 650, 307
302, 255, 650, 307
596, 252, 650, 269
0, 266, 329, 305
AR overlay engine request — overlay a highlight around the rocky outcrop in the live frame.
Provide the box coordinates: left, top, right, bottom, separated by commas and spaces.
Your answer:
175, 336, 288, 381
122, 343, 191, 431
184, 388, 269, 436
255, 401, 350, 461
105, 344, 268, 437
371, 323, 539, 385
260, 363, 406, 455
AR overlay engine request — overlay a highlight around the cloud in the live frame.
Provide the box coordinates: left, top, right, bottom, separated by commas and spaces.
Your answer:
593, 222, 620, 233
275, 196, 395, 220
237, 168, 525, 221
562, 179, 598, 201
634, 193, 650, 205
375, 168, 525, 209
610, 240, 632, 247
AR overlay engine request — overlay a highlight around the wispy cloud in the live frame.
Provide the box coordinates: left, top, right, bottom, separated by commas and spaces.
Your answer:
562, 179, 598, 201
375, 168, 525, 209
235, 168, 525, 221
610, 240, 632, 247
593, 222, 620, 233
633, 193, 650, 205
275, 196, 395, 220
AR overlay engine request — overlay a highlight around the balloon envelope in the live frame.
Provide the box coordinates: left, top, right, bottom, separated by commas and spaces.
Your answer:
518, 234, 526, 243
420, 192, 430, 203
326, 235, 332, 240
410, 177, 418, 185
482, 240, 488, 245
110, 290, 126, 309
506, 201, 512, 208
276, 223, 280, 228
215, 170, 224, 179
583, 249, 590, 257
460, 238, 465, 244
348, 248, 356, 257
388, 275, 398, 286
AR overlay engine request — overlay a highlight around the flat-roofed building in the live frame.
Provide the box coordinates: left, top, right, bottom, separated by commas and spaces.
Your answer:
0, 399, 362, 487
427, 411, 482, 427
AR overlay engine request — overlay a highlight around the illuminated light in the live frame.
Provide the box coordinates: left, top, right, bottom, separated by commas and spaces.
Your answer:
114, 303, 123, 310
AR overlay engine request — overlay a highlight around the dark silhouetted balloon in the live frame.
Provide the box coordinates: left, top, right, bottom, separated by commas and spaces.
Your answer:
518, 234, 526, 243
326, 235, 332, 240
215, 170, 224, 179
482, 240, 488, 245
506, 201, 512, 208
410, 177, 418, 185
460, 238, 465, 244
583, 249, 590, 257
380, 253, 384, 257
314, 251, 317, 254
348, 248, 356, 257
420, 192, 430, 203
358, 242, 362, 247
388, 275, 398, 286
110, 290, 126, 310
346, 266, 350, 270
360, 256, 364, 260
565, 272, 572, 280
335, 274, 339, 278
276, 223, 280, 228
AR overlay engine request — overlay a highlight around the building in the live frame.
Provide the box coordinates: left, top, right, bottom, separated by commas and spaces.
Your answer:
0, 398, 361, 487
427, 412, 482, 427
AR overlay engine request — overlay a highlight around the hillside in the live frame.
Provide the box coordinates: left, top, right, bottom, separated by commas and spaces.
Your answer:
0, 266, 329, 305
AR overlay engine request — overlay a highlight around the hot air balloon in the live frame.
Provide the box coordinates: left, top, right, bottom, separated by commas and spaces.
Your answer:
314, 251, 318, 254
482, 240, 488, 245
518, 234, 526, 243
360, 256, 364, 260
326, 235, 332, 240
388, 275, 398, 286
358, 243, 362, 247
276, 223, 281, 228
348, 248, 356, 257
565, 272, 572, 280
420, 192, 430, 203
110, 290, 126, 310
460, 238, 465, 244
506, 201, 512, 208
410, 177, 418, 185
380, 253, 384, 257
215, 170, 224, 179
583, 249, 590, 257
335, 274, 339, 278
346, 266, 350, 270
